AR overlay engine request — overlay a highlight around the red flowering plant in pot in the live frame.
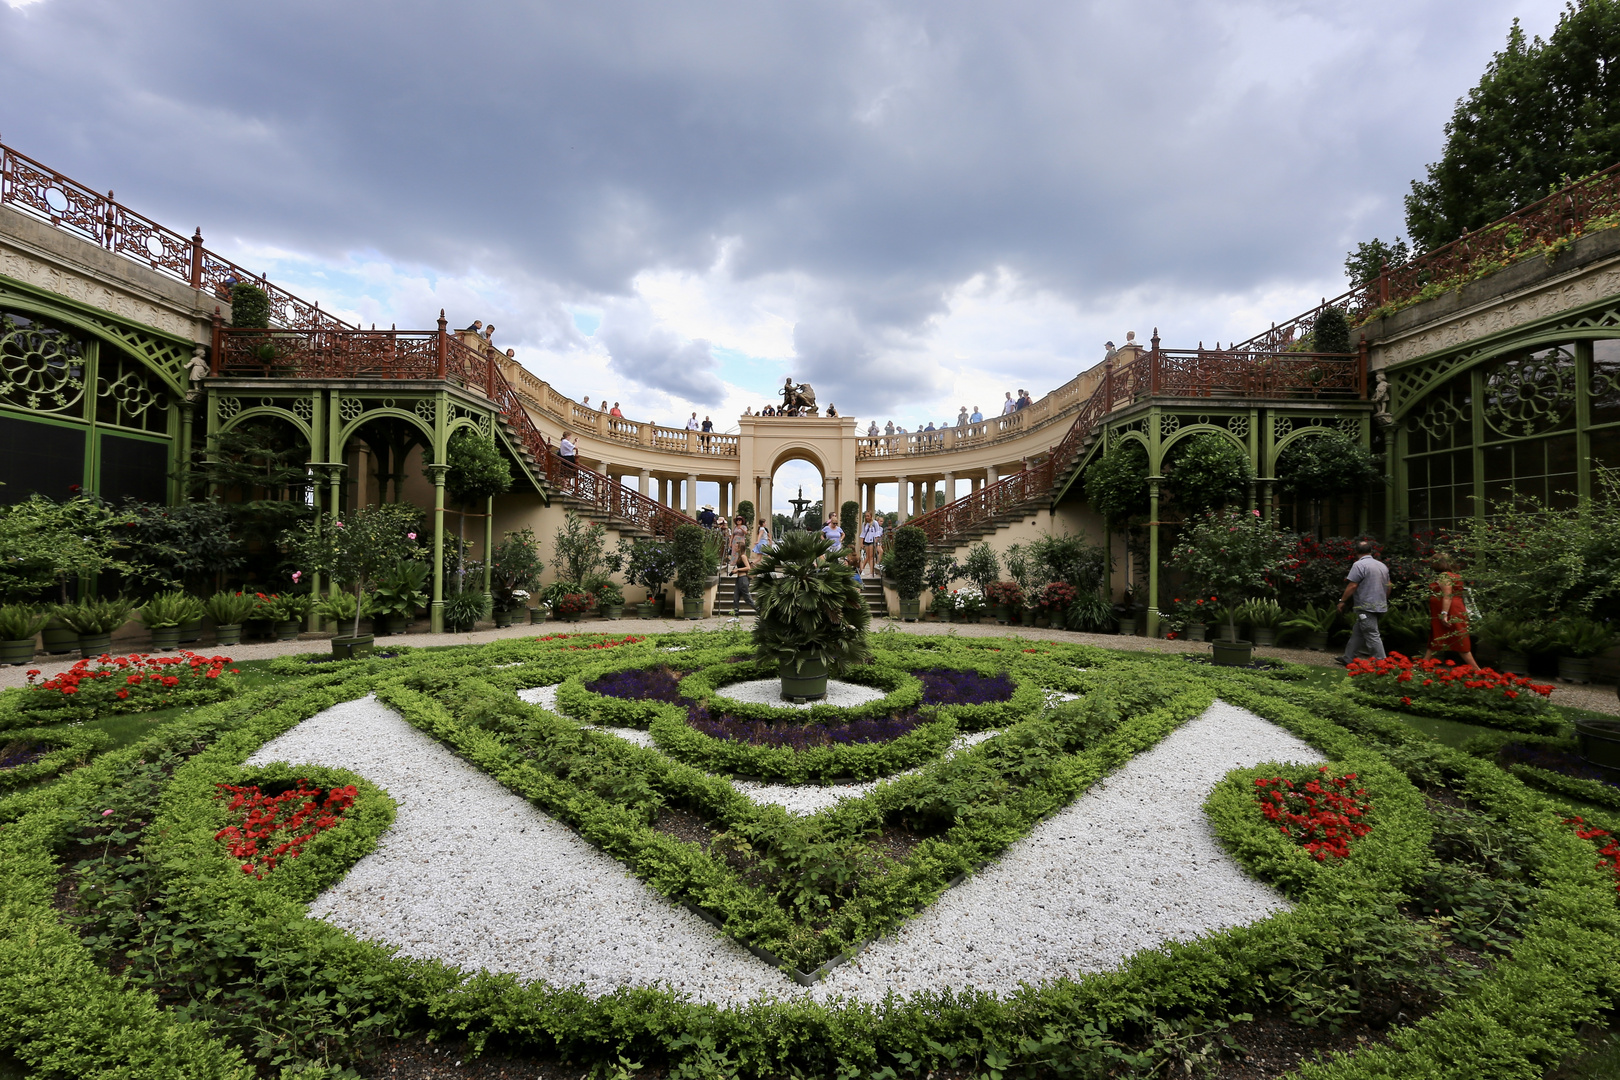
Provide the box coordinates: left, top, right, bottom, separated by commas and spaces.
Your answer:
983, 581, 1025, 623
554, 591, 596, 620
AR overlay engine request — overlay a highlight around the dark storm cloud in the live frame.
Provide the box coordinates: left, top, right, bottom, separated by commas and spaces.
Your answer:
595, 300, 727, 405
0, 0, 1558, 407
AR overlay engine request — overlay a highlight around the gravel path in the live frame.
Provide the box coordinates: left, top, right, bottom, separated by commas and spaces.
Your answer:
247, 694, 1321, 1005
714, 678, 888, 709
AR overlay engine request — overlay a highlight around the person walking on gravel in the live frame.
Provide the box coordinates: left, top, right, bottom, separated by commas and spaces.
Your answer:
1336, 540, 1390, 665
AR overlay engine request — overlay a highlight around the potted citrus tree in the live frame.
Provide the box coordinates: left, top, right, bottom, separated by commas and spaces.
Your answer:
286, 505, 420, 659
751, 530, 872, 701
674, 524, 708, 620
492, 529, 543, 628
889, 526, 927, 621
1168, 508, 1294, 666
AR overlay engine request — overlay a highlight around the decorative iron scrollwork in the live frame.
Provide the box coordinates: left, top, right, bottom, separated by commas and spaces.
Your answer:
1, 309, 86, 415
1482, 345, 1576, 439
1226, 415, 1250, 438
339, 398, 364, 422
415, 399, 437, 425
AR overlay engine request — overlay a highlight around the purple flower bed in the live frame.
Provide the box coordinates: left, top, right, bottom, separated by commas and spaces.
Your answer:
0, 741, 47, 771
913, 667, 1015, 706
686, 708, 924, 749
587, 665, 687, 703
1501, 741, 1620, 788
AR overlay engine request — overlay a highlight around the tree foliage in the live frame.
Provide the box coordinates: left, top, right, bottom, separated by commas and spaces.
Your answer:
284, 504, 420, 638
1311, 306, 1352, 355
549, 512, 608, 587
444, 429, 512, 505
228, 283, 271, 330
751, 530, 872, 675
0, 495, 143, 602
1083, 439, 1150, 521
1344, 237, 1411, 287
1167, 508, 1296, 639
1276, 432, 1385, 502
1166, 434, 1253, 516
1403, 3, 1620, 251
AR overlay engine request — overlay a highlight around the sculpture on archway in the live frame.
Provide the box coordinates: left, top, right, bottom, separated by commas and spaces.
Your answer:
780, 377, 818, 416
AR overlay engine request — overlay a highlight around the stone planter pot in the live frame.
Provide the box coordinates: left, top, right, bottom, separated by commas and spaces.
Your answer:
178, 618, 204, 644
1253, 627, 1277, 648
780, 655, 829, 702
149, 626, 182, 652
1186, 623, 1207, 642
993, 604, 1010, 625
42, 620, 77, 655
77, 632, 112, 656
331, 634, 374, 660
245, 618, 272, 641
1211, 638, 1255, 667
0, 638, 35, 666
1035, 614, 1052, 629
529, 607, 546, 624
603, 604, 625, 620
493, 609, 515, 628
1559, 655, 1595, 684
682, 597, 703, 620
899, 598, 921, 622
215, 624, 243, 647
274, 619, 302, 641
373, 614, 409, 636
1306, 630, 1329, 651
1575, 717, 1620, 780
639, 601, 657, 620
1499, 649, 1531, 676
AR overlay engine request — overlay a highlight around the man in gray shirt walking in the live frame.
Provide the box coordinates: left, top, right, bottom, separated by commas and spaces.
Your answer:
1335, 541, 1391, 665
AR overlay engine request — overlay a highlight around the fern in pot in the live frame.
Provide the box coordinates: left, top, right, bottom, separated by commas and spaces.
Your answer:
1554, 616, 1618, 684
751, 530, 872, 701
371, 559, 429, 635
202, 591, 256, 647
0, 604, 49, 665
137, 590, 204, 651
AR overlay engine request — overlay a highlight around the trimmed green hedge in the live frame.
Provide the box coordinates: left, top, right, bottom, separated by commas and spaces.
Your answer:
0, 725, 111, 792
648, 710, 959, 783
1, 630, 1617, 1079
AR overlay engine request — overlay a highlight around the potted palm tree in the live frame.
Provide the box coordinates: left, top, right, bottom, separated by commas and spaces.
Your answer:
751, 530, 873, 701
1168, 508, 1294, 666
0, 604, 48, 666
202, 591, 256, 646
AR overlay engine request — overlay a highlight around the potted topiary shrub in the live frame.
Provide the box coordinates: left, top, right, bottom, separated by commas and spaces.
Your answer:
492, 529, 543, 629
1167, 507, 1294, 666
137, 590, 203, 651
202, 591, 256, 647
618, 537, 675, 620
673, 524, 708, 620
285, 505, 420, 658
371, 559, 429, 635
59, 597, 135, 657
0, 604, 48, 665
890, 526, 927, 621
751, 530, 873, 701
1554, 616, 1617, 684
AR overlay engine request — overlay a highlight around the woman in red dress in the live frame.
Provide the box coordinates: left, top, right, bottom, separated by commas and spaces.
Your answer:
1424, 553, 1478, 667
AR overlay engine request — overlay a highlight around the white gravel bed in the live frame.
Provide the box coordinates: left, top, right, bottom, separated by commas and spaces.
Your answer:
247, 695, 1321, 1005
516, 684, 560, 710
714, 677, 888, 710
809, 699, 1323, 1000
246, 696, 792, 1004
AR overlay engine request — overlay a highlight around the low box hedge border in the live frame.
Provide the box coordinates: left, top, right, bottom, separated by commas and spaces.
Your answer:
0, 725, 111, 793
646, 709, 960, 783
1, 632, 1617, 1080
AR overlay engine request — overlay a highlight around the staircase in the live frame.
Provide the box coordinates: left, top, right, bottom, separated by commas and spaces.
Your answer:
715, 576, 891, 618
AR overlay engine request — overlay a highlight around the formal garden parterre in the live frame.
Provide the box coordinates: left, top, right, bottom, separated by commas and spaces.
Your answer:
0, 626, 1616, 1079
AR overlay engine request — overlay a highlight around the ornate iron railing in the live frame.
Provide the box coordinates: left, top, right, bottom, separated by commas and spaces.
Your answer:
1, 139, 353, 332
216, 315, 691, 538
1235, 159, 1620, 353
904, 338, 1362, 542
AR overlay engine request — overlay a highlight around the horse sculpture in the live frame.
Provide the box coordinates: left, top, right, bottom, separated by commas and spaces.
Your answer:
779, 378, 818, 416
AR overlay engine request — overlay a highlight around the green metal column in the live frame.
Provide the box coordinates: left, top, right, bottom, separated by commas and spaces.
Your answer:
176, 402, 193, 504
429, 466, 448, 633
1577, 339, 1594, 502
1470, 366, 1487, 521
1146, 479, 1162, 638
483, 492, 495, 607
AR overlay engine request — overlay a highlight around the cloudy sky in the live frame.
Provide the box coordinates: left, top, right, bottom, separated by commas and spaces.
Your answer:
0, 0, 1566, 507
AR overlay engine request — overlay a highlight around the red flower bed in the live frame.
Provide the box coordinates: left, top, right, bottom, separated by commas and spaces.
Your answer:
1565, 817, 1620, 894
1255, 767, 1372, 861
535, 634, 646, 651
1346, 653, 1553, 716
215, 779, 358, 878
23, 652, 239, 718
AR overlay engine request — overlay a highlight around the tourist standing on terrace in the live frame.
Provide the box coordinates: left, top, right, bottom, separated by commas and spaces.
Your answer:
700, 416, 713, 448
970, 405, 983, 423
609, 402, 623, 417
1001, 392, 1016, 415
957, 406, 969, 430
867, 420, 879, 437
727, 515, 751, 575
1336, 541, 1390, 665
859, 510, 883, 577
1016, 389, 1032, 410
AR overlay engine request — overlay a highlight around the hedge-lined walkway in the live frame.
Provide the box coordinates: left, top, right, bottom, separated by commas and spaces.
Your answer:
5, 616, 1617, 715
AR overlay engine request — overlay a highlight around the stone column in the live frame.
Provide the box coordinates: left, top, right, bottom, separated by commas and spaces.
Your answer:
759, 477, 772, 525
686, 472, 699, 517
865, 482, 876, 514
483, 494, 495, 609
986, 464, 998, 486
896, 476, 909, 523
823, 477, 837, 525
638, 468, 650, 497
943, 471, 955, 505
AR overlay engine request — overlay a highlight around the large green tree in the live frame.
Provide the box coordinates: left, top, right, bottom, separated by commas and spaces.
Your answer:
1402, 2, 1620, 252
